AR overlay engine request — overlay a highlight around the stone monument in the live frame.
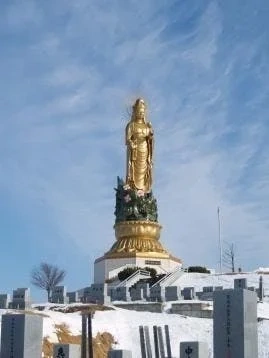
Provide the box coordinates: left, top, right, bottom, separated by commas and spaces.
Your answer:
180, 341, 209, 358
213, 288, 258, 358
9, 287, 31, 309
53, 344, 81, 358
0, 313, 43, 358
108, 350, 132, 358
51, 285, 69, 304
234, 278, 247, 289
94, 99, 182, 283
0, 294, 10, 309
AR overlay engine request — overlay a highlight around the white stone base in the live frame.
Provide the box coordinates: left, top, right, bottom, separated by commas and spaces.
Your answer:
94, 255, 182, 283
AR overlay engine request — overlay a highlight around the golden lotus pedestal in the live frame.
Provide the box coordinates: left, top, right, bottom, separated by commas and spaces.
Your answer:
94, 221, 182, 283
106, 221, 168, 258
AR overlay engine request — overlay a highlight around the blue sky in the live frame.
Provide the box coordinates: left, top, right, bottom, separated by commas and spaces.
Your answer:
0, 0, 269, 301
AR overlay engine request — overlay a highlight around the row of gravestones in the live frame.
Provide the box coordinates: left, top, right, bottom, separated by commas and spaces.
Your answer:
49, 284, 111, 305
109, 276, 265, 303
0, 286, 73, 308
0, 287, 73, 308
0, 277, 264, 309
0, 284, 111, 308
110, 282, 194, 302
50, 285, 109, 304
0, 288, 31, 309
0, 280, 259, 357
46, 284, 132, 305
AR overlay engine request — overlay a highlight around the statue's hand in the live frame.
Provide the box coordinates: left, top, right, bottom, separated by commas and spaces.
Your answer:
130, 142, 137, 149
147, 122, 153, 132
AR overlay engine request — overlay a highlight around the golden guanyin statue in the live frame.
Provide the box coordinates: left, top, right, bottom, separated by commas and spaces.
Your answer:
102, 97, 181, 266
126, 98, 153, 193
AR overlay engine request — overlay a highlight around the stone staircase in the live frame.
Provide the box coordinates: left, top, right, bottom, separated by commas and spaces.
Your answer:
116, 269, 151, 288
151, 266, 184, 288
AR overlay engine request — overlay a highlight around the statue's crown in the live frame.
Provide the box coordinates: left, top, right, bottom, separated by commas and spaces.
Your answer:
133, 98, 146, 112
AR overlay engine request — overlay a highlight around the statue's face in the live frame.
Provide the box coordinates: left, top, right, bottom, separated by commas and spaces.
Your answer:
135, 106, 145, 122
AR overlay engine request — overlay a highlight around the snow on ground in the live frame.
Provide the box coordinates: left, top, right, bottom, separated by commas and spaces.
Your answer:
173, 271, 269, 294
258, 302, 269, 320
256, 268, 269, 273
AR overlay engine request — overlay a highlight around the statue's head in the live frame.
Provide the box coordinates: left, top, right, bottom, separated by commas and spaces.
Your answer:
132, 98, 146, 122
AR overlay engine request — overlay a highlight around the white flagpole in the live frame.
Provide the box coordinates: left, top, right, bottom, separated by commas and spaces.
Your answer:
217, 207, 223, 274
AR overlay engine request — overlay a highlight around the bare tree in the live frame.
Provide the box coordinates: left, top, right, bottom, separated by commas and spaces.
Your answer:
222, 242, 236, 273
31, 262, 66, 301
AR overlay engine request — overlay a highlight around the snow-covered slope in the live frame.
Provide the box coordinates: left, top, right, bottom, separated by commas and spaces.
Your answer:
2, 305, 269, 357
173, 271, 269, 294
